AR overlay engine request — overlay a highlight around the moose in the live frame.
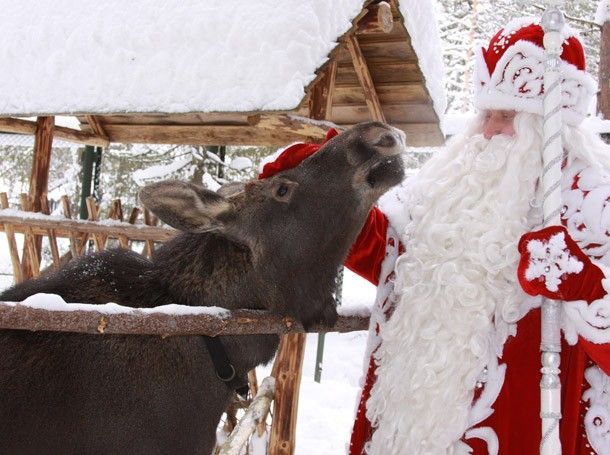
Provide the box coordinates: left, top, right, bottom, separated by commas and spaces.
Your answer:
0, 122, 405, 454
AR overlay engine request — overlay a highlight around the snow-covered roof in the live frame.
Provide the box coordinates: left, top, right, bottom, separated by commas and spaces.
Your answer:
0, 0, 446, 125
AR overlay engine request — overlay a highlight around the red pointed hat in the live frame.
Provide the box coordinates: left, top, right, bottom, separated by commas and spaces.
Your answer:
474, 17, 595, 125
258, 128, 339, 179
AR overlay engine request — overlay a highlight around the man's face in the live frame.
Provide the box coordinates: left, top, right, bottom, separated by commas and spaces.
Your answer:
482, 110, 516, 140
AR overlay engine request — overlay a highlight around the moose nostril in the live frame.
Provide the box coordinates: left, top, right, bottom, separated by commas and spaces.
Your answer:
375, 133, 396, 148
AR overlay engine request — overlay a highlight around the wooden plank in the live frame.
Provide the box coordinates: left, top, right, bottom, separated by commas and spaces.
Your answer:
101, 124, 331, 146
268, 333, 307, 455
61, 196, 79, 258
335, 61, 423, 85
329, 103, 438, 124
0, 117, 108, 147
0, 193, 23, 284
335, 39, 417, 64
41, 197, 61, 269
333, 82, 430, 106
345, 34, 385, 122
0, 211, 175, 242
340, 122, 444, 146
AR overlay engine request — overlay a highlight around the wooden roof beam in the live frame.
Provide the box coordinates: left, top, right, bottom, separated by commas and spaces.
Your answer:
356, 1, 394, 34
248, 114, 340, 141
345, 35, 386, 122
85, 115, 110, 143
100, 123, 339, 146
0, 117, 109, 147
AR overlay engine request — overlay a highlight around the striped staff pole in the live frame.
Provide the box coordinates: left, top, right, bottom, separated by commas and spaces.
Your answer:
540, 4, 565, 454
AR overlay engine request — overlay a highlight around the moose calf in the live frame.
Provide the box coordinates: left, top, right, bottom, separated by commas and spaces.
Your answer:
0, 122, 405, 454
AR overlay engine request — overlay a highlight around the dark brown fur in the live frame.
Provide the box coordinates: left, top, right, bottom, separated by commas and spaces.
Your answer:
0, 122, 405, 455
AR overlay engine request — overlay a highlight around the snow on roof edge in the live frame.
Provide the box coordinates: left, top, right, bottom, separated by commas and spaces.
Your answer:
397, 0, 447, 133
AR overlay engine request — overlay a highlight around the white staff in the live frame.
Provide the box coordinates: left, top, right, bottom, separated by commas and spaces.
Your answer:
540, 3, 565, 454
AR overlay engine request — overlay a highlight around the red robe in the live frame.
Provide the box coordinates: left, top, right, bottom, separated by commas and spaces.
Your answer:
345, 161, 610, 454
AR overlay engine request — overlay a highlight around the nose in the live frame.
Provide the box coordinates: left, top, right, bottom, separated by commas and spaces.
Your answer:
483, 117, 503, 140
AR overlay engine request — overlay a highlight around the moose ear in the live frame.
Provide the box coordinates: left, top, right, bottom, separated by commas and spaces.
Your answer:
139, 180, 233, 232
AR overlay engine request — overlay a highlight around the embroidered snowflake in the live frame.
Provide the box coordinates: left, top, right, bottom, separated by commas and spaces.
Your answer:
524, 231, 584, 292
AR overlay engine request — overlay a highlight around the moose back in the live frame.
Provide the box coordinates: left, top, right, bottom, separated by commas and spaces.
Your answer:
0, 122, 405, 455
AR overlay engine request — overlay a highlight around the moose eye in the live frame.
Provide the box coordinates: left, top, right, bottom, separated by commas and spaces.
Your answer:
276, 184, 288, 198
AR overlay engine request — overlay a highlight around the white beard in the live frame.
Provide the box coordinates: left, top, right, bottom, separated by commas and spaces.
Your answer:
365, 123, 545, 454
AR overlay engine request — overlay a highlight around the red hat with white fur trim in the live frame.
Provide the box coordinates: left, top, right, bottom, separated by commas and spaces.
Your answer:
474, 17, 596, 125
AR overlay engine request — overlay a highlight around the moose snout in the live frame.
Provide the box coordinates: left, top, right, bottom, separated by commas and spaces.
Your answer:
374, 126, 407, 156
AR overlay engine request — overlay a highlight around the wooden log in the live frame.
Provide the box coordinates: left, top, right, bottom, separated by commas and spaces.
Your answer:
218, 377, 275, 455
0, 117, 109, 147
0, 302, 369, 337
268, 333, 307, 455
0, 210, 175, 242
356, 2, 394, 34
0, 193, 23, 284
345, 34, 386, 122
247, 114, 337, 142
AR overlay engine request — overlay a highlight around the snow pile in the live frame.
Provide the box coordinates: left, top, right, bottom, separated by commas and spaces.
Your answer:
0, 0, 364, 115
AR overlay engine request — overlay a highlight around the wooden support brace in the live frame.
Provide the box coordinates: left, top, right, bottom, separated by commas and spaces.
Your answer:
0, 117, 109, 147
345, 34, 386, 122
41, 197, 61, 269
19, 194, 40, 278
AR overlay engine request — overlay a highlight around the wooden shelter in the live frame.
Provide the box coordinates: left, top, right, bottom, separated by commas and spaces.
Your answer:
0, 1, 446, 453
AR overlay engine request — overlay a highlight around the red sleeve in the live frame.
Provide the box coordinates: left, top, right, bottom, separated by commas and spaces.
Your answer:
575, 268, 610, 376
345, 207, 389, 286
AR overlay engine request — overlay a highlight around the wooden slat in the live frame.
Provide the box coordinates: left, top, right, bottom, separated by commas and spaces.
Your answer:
0, 193, 23, 284
61, 196, 79, 258
143, 208, 160, 257
335, 39, 416, 64
345, 35, 385, 122
329, 104, 438, 125
247, 115, 337, 142
333, 82, 429, 106
41, 197, 61, 269
85, 197, 106, 252
335, 61, 423, 85
0, 117, 108, 147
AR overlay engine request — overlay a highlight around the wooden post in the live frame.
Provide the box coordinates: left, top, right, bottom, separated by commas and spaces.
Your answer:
268, 61, 336, 454
598, 11, 609, 121
268, 333, 307, 455
21, 116, 54, 279
0, 193, 23, 284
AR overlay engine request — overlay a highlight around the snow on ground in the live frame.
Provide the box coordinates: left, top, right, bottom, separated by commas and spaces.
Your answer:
0, 234, 375, 454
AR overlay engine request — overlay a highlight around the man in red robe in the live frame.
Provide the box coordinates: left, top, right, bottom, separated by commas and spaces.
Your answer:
259, 17, 610, 454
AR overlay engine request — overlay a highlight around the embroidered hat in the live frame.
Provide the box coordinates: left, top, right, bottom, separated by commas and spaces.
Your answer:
474, 17, 596, 125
